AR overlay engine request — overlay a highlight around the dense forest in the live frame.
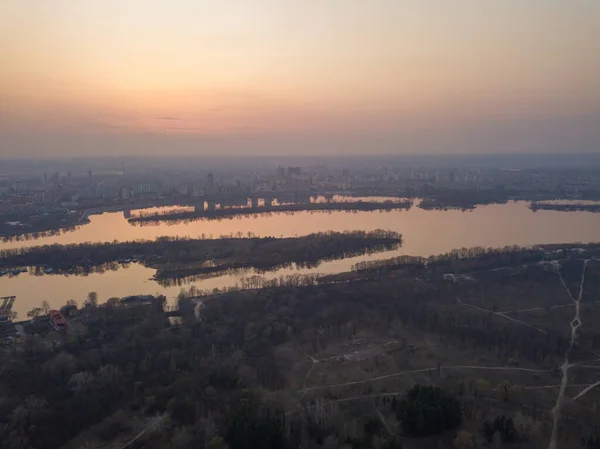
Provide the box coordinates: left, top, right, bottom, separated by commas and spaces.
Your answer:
2, 245, 600, 448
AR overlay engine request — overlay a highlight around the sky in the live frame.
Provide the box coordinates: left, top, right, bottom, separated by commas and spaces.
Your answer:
1, 0, 599, 157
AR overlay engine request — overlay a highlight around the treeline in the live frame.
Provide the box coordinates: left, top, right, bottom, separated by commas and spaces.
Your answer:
128, 200, 413, 223
417, 190, 512, 210
530, 202, 600, 213
176, 273, 323, 299
129, 208, 411, 228
0, 224, 80, 243
352, 245, 563, 275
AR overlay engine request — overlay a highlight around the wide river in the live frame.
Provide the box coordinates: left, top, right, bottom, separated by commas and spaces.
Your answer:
2, 200, 600, 318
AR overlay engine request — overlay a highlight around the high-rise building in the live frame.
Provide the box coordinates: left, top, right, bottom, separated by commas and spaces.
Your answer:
49, 172, 59, 185
67, 172, 72, 185
88, 170, 93, 182
207, 173, 214, 189
287, 166, 301, 177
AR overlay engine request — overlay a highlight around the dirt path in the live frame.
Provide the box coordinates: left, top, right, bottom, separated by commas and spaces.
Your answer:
116, 415, 165, 449
298, 365, 552, 394
519, 384, 595, 391
302, 354, 319, 398
548, 259, 589, 449
499, 303, 574, 314
571, 380, 600, 402
457, 299, 549, 335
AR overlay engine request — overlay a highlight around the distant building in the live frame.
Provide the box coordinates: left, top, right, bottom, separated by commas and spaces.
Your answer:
287, 166, 301, 177
119, 186, 132, 199
49, 172, 59, 185
76, 185, 103, 198
88, 170, 93, 182
207, 173, 215, 190
133, 183, 158, 195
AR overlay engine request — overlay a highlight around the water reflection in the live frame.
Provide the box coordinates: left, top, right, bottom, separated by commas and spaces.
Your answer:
4, 201, 600, 318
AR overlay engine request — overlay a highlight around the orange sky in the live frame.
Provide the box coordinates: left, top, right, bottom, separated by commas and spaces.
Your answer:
1, 0, 599, 156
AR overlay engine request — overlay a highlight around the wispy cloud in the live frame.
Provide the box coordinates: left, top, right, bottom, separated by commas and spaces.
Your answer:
168, 126, 200, 131
154, 116, 180, 120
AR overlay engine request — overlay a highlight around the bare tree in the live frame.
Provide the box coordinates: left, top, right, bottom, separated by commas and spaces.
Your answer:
85, 291, 98, 308
27, 307, 42, 319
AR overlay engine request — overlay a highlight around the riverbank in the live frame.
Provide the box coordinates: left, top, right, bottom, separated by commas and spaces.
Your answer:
530, 202, 600, 213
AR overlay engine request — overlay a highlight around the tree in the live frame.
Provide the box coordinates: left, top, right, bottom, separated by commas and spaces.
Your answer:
85, 291, 98, 308
69, 371, 97, 397
454, 430, 476, 449
41, 300, 50, 314
168, 397, 197, 426
27, 307, 42, 319
224, 391, 287, 449
483, 416, 517, 444
393, 385, 462, 437
42, 352, 77, 385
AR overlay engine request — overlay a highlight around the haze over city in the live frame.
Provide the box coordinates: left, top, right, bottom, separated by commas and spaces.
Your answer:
1, 0, 599, 157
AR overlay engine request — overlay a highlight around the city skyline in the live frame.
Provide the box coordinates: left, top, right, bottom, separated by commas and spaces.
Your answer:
1, 0, 599, 157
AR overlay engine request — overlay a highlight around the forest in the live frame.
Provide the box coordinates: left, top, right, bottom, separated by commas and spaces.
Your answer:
2, 243, 600, 448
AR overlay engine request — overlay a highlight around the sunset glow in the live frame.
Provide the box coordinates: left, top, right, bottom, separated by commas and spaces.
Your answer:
1, 0, 599, 156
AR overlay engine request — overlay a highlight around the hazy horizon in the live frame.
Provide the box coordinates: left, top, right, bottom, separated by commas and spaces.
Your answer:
1, 1, 599, 157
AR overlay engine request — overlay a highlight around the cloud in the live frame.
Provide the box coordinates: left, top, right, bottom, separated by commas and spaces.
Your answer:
168, 126, 200, 131
154, 116, 180, 120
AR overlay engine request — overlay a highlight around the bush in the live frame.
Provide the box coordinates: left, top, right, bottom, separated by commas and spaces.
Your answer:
94, 410, 131, 442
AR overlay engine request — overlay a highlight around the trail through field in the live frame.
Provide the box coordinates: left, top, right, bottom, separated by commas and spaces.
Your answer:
298, 365, 552, 394
302, 354, 319, 398
571, 380, 600, 402
548, 259, 589, 449
457, 299, 549, 335
499, 303, 574, 314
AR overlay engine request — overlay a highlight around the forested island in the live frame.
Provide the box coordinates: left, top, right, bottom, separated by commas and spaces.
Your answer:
0, 230, 402, 281
128, 200, 413, 223
3, 243, 600, 448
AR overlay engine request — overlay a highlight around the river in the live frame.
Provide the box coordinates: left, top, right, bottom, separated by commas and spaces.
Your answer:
2, 200, 600, 318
